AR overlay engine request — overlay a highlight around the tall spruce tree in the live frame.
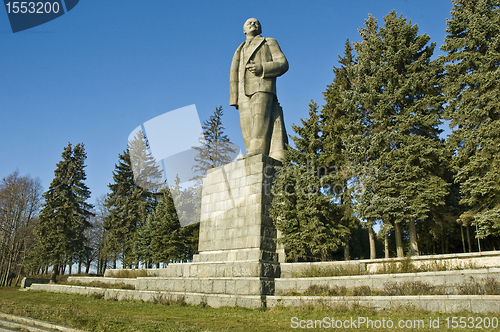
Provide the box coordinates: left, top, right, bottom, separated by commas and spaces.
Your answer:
34, 143, 93, 281
186, 106, 237, 227
345, 12, 448, 257
271, 101, 347, 262
103, 149, 147, 268
150, 187, 184, 265
104, 131, 163, 268
441, 0, 500, 240
191, 106, 237, 184
129, 130, 164, 195
134, 177, 199, 267
320, 39, 360, 260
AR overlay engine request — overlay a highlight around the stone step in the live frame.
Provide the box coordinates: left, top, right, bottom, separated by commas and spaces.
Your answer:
275, 268, 500, 295
28, 284, 264, 308
135, 276, 275, 294
0, 317, 59, 331
26, 283, 500, 313
0, 313, 86, 332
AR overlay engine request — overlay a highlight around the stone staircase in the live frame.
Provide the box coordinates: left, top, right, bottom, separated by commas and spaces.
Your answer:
0, 312, 86, 332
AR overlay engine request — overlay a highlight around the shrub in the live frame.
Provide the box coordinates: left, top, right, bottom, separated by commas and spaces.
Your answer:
296, 264, 364, 278
383, 281, 444, 296
483, 277, 500, 295
110, 270, 148, 278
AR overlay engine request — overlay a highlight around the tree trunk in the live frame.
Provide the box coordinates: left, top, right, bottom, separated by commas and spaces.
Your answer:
408, 219, 419, 256
368, 226, 376, 259
384, 233, 390, 258
78, 261, 82, 275
85, 257, 91, 274
50, 266, 58, 283
2, 258, 12, 287
101, 258, 107, 275
461, 226, 466, 253
476, 224, 482, 253
343, 242, 350, 261
466, 225, 472, 252
395, 222, 404, 258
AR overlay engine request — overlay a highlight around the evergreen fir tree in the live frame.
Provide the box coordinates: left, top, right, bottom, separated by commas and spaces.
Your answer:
320, 39, 359, 260
191, 106, 237, 184
185, 106, 237, 227
441, 0, 500, 239
104, 131, 163, 268
133, 216, 155, 267
345, 11, 448, 257
271, 101, 347, 262
103, 149, 148, 268
129, 130, 164, 195
34, 143, 93, 281
150, 187, 183, 264
134, 178, 199, 267
166, 176, 199, 261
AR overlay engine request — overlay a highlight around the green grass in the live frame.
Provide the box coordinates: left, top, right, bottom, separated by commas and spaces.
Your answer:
1, 287, 499, 331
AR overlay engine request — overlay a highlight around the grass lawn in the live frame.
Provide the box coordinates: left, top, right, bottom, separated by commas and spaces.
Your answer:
0, 287, 498, 331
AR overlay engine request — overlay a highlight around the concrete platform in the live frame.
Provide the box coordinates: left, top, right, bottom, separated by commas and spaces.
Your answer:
27, 284, 500, 313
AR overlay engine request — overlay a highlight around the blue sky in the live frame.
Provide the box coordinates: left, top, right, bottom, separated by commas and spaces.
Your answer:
0, 0, 453, 203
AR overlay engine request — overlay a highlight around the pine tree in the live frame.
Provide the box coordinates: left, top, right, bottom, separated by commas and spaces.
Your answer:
103, 149, 148, 268
441, 0, 500, 239
34, 143, 93, 281
132, 215, 155, 267
185, 106, 237, 227
191, 106, 237, 184
104, 131, 163, 268
129, 130, 164, 194
345, 12, 448, 257
164, 177, 200, 262
271, 101, 347, 262
135, 177, 199, 267
143, 188, 181, 266
320, 39, 359, 260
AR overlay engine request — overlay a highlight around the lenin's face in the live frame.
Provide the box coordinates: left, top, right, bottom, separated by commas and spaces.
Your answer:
243, 18, 261, 36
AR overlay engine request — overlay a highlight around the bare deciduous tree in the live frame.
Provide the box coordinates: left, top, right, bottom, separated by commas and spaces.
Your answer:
0, 170, 43, 286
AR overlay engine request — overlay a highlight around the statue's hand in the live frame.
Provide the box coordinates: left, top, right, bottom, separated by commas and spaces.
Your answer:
246, 62, 263, 76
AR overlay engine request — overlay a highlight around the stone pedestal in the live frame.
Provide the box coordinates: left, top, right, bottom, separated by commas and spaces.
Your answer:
191, 154, 282, 295
101, 154, 283, 302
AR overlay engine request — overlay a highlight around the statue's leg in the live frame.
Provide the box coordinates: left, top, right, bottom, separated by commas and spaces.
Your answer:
247, 92, 273, 156
269, 100, 288, 161
238, 99, 252, 153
